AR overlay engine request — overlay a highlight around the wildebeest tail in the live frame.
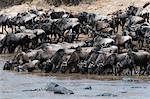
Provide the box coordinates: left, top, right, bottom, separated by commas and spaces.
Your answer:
143, 2, 150, 8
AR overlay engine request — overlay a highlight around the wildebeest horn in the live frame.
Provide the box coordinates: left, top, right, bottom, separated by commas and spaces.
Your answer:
129, 2, 134, 6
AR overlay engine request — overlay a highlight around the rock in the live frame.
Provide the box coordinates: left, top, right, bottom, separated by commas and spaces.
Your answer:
84, 86, 92, 90
53, 86, 74, 94
22, 89, 41, 92
45, 82, 59, 91
96, 93, 117, 97
45, 82, 74, 95
131, 86, 146, 89
120, 91, 127, 93
122, 77, 141, 82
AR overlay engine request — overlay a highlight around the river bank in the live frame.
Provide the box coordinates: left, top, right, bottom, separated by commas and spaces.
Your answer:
1, 55, 150, 99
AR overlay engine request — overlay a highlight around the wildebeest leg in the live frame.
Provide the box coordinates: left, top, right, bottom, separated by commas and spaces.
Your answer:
60, 66, 68, 73
57, 33, 63, 43
69, 65, 73, 73
140, 40, 144, 49
129, 67, 133, 76
118, 46, 121, 54
116, 24, 119, 33
74, 65, 80, 73
18, 25, 21, 31
42, 34, 46, 43
98, 66, 105, 75
0, 45, 4, 54
4, 25, 8, 34
49, 34, 52, 41
56, 35, 60, 43
61, 31, 65, 42
61, 35, 65, 43
52, 66, 56, 73
121, 19, 125, 30
133, 65, 138, 74
44, 63, 53, 73
2, 47, 6, 54
95, 66, 101, 75
68, 62, 79, 73
54, 33, 57, 42
113, 26, 116, 33
147, 13, 149, 23
92, 66, 97, 74
8, 45, 12, 53
139, 66, 144, 75
138, 40, 141, 49
21, 44, 25, 52
76, 34, 79, 41
11, 44, 16, 53
141, 41, 144, 49
142, 66, 147, 75
2, 25, 4, 34
11, 26, 14, 33
146, 64, 150, 75
46, 35, 50, 42
113, 65, 117, 76
15, 26, 17, 32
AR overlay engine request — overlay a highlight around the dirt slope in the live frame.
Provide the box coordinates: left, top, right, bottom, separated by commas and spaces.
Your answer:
60, 0, 150, 15
0, 0, 150, 16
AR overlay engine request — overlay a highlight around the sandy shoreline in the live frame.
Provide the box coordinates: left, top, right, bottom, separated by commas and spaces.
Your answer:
13, 71, 150, 81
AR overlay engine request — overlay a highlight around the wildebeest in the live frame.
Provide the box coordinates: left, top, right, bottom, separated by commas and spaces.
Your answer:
127, 50, 150, 75
116, 53, 133, 75
17, 60, 40, 72
0, 14, 11, 33
2, 3, 150, 77
66, 46, 81, 73
94, 36, 115, 48
114, 34, 132, 53
0, 33, 29, 53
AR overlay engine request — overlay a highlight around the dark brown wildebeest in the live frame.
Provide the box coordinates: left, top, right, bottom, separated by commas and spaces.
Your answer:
128, 50, 150, 75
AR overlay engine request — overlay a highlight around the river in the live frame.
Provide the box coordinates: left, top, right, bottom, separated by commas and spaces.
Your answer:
0, 55, 150, 99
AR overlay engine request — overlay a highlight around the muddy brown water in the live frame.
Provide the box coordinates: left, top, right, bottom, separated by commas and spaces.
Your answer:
0, 54, 150, 99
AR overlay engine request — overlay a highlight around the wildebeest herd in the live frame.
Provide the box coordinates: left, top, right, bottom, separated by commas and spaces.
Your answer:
2, 2, 150, 76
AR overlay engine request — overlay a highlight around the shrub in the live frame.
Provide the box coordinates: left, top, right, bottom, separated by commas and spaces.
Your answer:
46, 0, 81, 6
0, 0, 32, 8
0, 0, 85, 8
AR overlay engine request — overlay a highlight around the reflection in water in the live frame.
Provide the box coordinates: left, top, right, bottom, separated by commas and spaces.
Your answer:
0, 55, 150, 99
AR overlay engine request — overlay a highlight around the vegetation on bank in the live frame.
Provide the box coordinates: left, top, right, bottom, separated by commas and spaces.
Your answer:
0, 0, 96, 8
0, 0, 31, 8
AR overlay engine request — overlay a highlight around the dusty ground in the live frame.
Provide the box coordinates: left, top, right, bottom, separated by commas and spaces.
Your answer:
1, 0, 150, 16
0, 0, 150, 34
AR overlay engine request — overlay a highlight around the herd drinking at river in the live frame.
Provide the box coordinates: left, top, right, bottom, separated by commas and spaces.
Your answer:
2, 2, 150, 76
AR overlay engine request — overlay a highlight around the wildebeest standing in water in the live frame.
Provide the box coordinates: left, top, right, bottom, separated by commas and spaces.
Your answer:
127, 50, 150, 75
66, 46, 82, 73
42, 49, 65, 73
